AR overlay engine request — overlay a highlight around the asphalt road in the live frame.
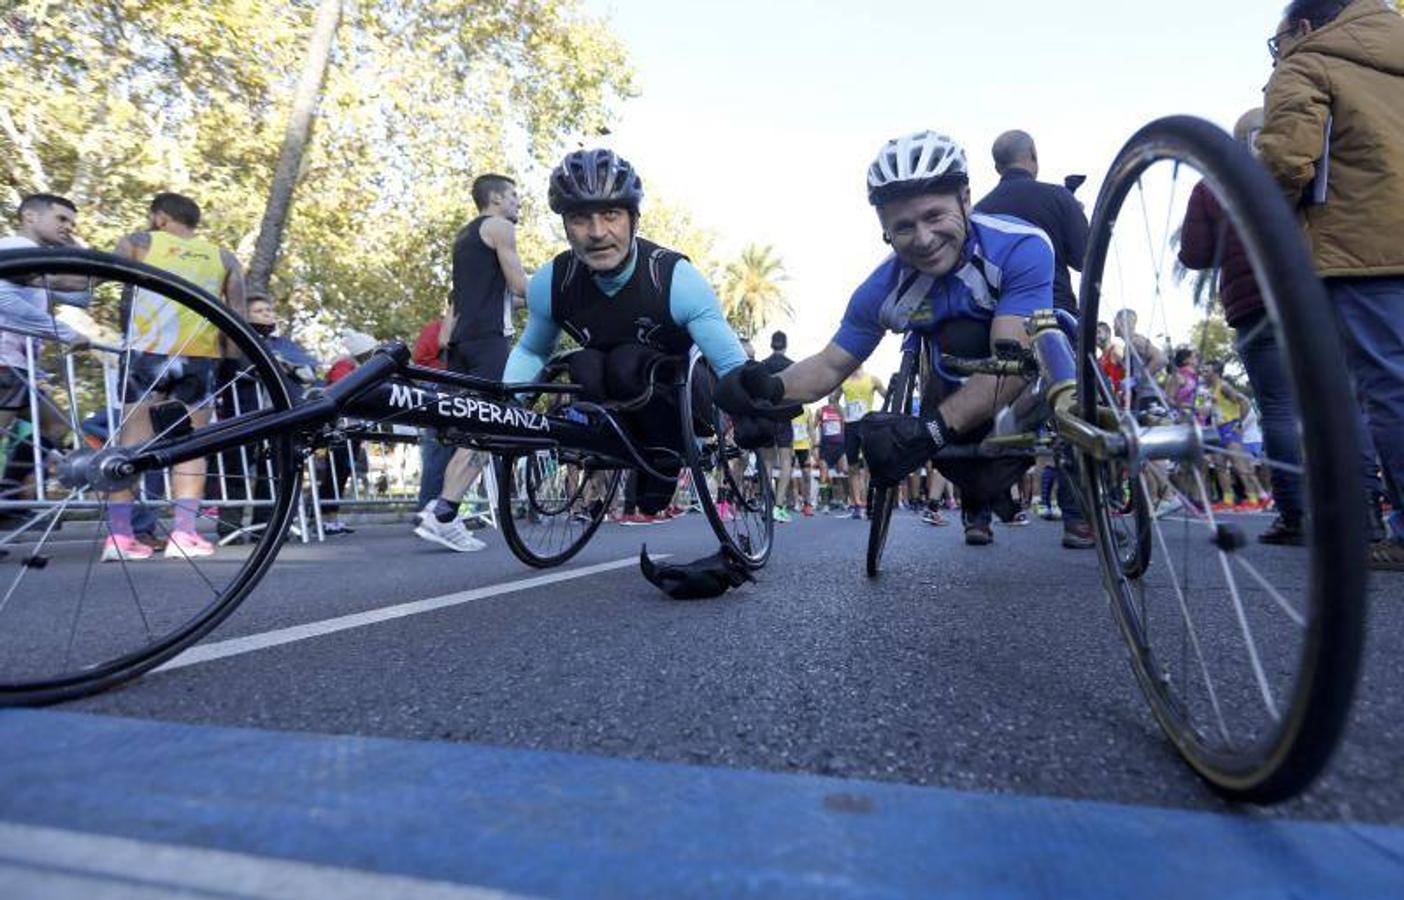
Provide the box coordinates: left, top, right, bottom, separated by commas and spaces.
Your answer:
61, 508, 1404, 825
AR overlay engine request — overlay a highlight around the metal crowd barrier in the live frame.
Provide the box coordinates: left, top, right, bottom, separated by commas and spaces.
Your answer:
0, 330, 504, 549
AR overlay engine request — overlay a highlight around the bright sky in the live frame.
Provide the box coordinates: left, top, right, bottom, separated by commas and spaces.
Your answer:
585, 0, 1289, 374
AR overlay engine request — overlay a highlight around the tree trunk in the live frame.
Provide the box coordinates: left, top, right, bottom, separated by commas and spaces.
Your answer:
246, 0, 343, 296
0, 105, 51, 193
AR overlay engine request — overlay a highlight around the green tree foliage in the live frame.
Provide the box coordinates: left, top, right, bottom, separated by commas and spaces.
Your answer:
720, 244, 790, 339
1187, 311, 1239, 376
638, 199, 719, 278
1, 0, 635, 342
0, 0, 307, 250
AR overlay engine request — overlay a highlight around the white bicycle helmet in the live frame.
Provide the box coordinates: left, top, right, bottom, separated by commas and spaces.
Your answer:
866, 131, 969, 206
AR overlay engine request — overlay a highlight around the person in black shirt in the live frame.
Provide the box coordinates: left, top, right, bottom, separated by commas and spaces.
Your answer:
760, 330, 796, 522
416, 174, 529, 552
975, 131, 1094, 549
974, 130, 1088, 315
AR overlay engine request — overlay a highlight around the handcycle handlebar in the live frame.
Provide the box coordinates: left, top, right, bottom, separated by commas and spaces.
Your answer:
940, 354, 1035, 378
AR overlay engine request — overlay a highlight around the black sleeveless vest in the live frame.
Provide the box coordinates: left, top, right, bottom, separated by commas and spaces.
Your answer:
451, 216, 511, 341
549, 239, 693, 355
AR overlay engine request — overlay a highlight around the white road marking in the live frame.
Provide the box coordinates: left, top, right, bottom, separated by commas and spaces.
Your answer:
155, 555, 662, 673
0, 820, 532, 899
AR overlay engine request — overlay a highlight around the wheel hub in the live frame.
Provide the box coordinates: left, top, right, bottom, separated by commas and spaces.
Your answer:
54, 447, 138, 493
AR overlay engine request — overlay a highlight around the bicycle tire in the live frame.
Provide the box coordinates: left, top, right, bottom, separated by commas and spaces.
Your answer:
0, 249, 298, 706
495, 451, 620, 569
683, 352, 774, 569
1075, 116, 1367, 802
866, 348, 920, 577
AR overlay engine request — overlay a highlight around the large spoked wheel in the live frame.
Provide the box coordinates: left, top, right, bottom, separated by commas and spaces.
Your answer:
866, 348, 919, 577
1076, 116, 1367, 802
681, 351, 774, 569
0, 248, 298, 706
495, 448, 620, 568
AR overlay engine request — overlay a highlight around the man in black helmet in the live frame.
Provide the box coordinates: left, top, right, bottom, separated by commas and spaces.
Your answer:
496, 148, 750, 520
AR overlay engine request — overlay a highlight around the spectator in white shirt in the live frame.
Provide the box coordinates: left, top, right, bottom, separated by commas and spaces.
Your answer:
0, 193, 92, 448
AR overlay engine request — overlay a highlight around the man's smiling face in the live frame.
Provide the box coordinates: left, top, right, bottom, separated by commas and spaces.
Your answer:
877, 188, 972, 276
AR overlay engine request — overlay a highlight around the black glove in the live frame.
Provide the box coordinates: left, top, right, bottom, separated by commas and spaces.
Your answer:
857, 411, 952, 486
716, 361, 784, 417
640, 544, 754, 600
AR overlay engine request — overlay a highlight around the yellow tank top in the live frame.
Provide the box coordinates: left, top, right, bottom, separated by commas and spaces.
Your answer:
129, 231, 228, 358
791, 409, 811, 450
841, 374, 880, 422
1212, 383, 1242, 425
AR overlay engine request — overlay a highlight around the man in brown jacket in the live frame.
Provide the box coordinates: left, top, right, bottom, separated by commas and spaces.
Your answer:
1258, 0, 1404, 569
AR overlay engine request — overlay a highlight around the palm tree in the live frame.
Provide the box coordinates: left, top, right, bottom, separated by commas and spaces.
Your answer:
720, 244, 791, 339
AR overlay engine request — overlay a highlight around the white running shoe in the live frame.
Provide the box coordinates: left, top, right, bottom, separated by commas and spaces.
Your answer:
164, 530, 215, 559
414, 511, 486, 552
101, 534, 154, 562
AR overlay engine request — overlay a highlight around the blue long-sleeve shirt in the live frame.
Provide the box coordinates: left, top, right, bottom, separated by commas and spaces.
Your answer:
502, 248, 747, 385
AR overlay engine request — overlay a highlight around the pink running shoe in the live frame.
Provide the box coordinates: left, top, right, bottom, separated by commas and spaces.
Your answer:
715, 500, 734, 522
164, 530, 216, 559
102, 534, 154, 562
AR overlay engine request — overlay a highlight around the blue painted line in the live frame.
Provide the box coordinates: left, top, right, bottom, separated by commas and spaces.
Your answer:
1, 710, 1400, 899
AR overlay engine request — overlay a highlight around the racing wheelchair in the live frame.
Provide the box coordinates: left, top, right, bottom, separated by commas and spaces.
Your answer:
0, 250, 774, 706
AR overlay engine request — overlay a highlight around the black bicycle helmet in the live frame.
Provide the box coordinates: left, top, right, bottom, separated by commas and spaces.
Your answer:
548, 148, 645, 214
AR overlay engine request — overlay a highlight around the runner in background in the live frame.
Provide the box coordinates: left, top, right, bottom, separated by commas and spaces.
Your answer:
840, 366, 885, 519
790, 405, 816, 516
759, 330, 796, 523
815, 388, 848, 512
107, 192, 246, 562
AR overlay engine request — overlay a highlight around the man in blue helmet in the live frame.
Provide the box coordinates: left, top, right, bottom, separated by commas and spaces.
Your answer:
720, 130, 1067, 546
497, 148, 751, 518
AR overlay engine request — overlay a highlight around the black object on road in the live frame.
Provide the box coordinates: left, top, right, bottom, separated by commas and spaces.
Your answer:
639, 544, 754, 600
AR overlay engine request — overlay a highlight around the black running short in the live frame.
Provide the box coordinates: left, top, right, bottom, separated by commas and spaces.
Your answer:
121, 353, 218, 406
447, 335, 511, 381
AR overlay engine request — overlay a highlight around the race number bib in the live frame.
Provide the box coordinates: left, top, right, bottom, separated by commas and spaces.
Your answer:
844, 400, 867, 422
820, 418, 843, 438
792, 422, 808, 442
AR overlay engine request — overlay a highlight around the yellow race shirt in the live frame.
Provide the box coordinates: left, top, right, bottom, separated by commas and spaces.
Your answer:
1211, 383, 1243, 425
791, 409, 812, 450
841, 373, 882, 422
129, 231, 228, 358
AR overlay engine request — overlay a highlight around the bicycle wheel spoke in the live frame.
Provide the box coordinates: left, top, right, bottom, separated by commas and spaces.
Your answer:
104, 325, 217, 447
1231, 555, 1306, 628
0, 490, 79, 617
1191, 469, 1280, 723
134, 365, 257, 454
64, 513, 111, 673
1203, 444, 1304, 478
1139, 474, 1233, 746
